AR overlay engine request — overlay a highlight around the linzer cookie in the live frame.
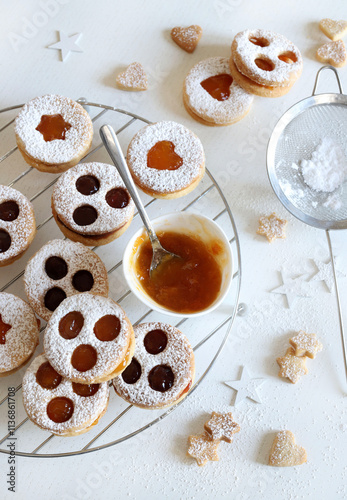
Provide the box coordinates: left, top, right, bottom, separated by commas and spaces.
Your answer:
184, 57, 253, 126
127, 121, 205, 199
43, 293, 135, 384
22, 354, 109, 436
24, 239, 109, 322
230, 29, 303, 97
0, 293, 39, 377
0, 185, 36, 267
14, 95, 93, 173
113, 322, 195, 409
51, 162, 135, 245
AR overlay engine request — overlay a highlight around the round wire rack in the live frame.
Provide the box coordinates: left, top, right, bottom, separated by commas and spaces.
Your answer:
0, 100, 241, 457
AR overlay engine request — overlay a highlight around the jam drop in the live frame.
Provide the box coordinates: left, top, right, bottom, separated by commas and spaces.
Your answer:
72, 382, 100, 397
254, 58, 275, 71
71, 344, 97, 372
144, 329, 167, 354
73, 205, 98, 226
0, 201, 19, 221
44, 287, 67, 312
0, 230, 11, 253
148, 365, 174, 392
200, 74, 233, 101
105, 188, 129, 209
0, 314, 11, 344
76, 175, 100, 196
45, 256, 68, 280
36, 361, 62, 389
36, 114, 71, 142
147, 141, 183, 171
59, 311, 84, 339
47, 397, 74, 423
121, 358, 141, 384
278, 51, 297, 64
249, 36, 270, 47
72, 270, 94, 292
94, 315, 120, 342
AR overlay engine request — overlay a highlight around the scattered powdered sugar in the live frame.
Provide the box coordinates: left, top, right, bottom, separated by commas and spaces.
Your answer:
184, 57, 253, 125
127, 121, 205, 194
52, 162, 135, 234
0, 293, 39, 373
233, 29, 303, 86
23, 239, 109, 321
43, 294, 131, 383
14, 94, 93, 164
113, 322, 194, 408
300, 137, 347, 193
22, 353, 109, 434
0, 185, 36, 263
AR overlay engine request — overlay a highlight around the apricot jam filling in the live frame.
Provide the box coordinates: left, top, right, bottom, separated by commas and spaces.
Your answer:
59, 311, 84, 339
93, 315, 120, 342
133, 231, 222, 314
36, 361, 62, 389
147, 141, 183, 171
36, 114, 71, 142
0, 314, 11, 344
71, 344, 97, 372
72, 382, 99, 397
200, 74, 233, 101
47, 397, 74, 423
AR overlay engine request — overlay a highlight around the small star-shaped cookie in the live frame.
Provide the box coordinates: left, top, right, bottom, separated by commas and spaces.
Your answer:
277, 347, 308, 384
116, 62, 148, 91
171, 25, 203, 53
289, 331, 323, 359
316, 40, 347, 68
269, 431, 307, 467
319, 19, 347, 41
187, 431, 220, 466
204, 412, 240, 443
257, 213, 287, 243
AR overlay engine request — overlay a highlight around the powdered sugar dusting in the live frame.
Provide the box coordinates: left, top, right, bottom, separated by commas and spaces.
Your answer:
127, 121, 204, 194
171, 25, 202, 53
0, 293, 39, 373
22, 353, 109, 435
14, 94, 93, 164
113, 322, 194, 407
233, 29, 303, 86
116, 63, 148, 91
0, 185, 36, 263
204, 411, 240, 442
269, 430, 307, 466
52, 162, 135, 234
43, 294, 131, 383
23, 239, 109, 321
184, 57, 253, 124
316, 40, 347, 66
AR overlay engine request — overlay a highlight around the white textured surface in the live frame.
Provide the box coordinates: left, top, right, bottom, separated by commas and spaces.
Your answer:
0, 1, 346, 499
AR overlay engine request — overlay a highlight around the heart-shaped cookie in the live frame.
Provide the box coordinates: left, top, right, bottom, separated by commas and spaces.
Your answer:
319, 18, 347, 41
171, 25, 202, 53
269, 431, 307, 467
116, 62, 148, 91
316, 40, 347, 68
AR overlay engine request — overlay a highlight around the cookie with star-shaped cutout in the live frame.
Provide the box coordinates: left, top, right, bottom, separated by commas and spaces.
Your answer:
289, 331, 323, 359
204, 412, 240, 443
276, 347, 308, 384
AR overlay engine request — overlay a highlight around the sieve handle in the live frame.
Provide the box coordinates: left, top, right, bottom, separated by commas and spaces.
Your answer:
312, 65, 344, 96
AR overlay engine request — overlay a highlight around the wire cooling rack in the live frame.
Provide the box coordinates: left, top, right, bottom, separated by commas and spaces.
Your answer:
0, 100, 241, 457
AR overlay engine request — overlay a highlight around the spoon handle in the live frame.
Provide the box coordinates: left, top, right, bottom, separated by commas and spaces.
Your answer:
99, 124, 159, 246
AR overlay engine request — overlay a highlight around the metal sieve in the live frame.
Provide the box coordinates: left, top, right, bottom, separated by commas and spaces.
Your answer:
267, 65, 347, 385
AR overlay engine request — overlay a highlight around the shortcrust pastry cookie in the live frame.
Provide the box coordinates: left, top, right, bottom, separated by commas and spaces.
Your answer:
0, 185, 36, 267
184, 57, 253, 126
113, 322, 195, 409
269, 430, 307, 467
15, 95, 93, 173
257, 213, 287, 243
187, 431, 220, 466
23, 354, 109, 436
51, 162, 134, 245
276, 347, 308, 384
316, 40, 347, 68
171, 25, 202, 53
204, 412, 240, 443
319, 19, 347, 41
24, 239, 109, 322
0, 293, 40, 376
116, 62, 148, 91
43, 294, 135, 384
127, 121, 205, 199
289, 331, 323, 359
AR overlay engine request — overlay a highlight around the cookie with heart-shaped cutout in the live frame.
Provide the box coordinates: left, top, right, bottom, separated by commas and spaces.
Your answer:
319, 19, 347, 41
171, 25, 202, 53
316, 40, 347, 68
116, 62, 148, 91
269, 431, 307, 467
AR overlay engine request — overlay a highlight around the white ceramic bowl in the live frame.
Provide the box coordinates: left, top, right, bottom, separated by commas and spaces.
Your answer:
123, 212, 233, 317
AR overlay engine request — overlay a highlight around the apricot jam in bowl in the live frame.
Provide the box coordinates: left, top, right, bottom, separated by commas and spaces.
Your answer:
123, 212, 233, 317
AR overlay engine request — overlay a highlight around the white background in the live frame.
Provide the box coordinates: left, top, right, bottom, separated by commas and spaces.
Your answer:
1, 1, 347, 499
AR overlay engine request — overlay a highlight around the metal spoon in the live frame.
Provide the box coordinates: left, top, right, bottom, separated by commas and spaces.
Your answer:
99, 124, 180, 276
